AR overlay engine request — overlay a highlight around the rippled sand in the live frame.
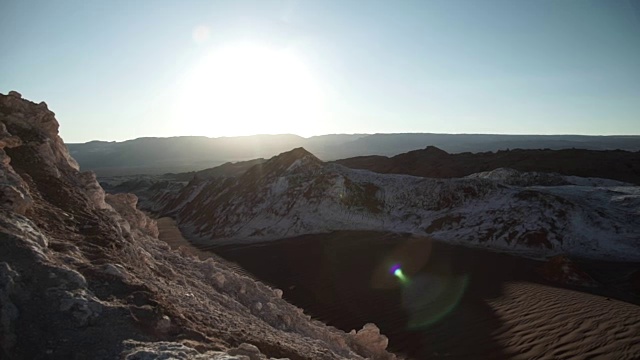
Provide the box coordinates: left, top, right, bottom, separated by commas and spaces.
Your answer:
487, 282, 640, 360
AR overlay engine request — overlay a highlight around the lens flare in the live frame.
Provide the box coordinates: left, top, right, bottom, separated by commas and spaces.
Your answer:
370, 236, 471, 330
402, 273, 469, 329
391, 264, 409, 284
371, 237, 433, 290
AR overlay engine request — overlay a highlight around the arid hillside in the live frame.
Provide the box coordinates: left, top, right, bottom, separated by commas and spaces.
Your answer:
140, 146, 640, 261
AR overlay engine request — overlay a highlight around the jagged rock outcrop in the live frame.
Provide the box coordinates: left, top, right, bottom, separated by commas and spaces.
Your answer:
0, 129, 31, 214
349, 324, 390, 360
153, 147, 640, 261
0, 92, 396, 360
105, 193, 159, 237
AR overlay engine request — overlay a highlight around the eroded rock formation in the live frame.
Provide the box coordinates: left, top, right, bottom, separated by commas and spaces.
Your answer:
0, 92, 396, 360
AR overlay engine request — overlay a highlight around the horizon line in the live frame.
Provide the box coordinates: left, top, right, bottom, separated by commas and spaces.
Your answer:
64, 132, 640, 144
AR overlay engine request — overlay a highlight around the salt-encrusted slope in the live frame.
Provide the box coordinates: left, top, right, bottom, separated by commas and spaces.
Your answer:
161, 148, 640, 261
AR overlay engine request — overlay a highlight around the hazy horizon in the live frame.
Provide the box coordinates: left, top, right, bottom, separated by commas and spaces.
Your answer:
2, 0, 639, 143
65, 131, 640, 145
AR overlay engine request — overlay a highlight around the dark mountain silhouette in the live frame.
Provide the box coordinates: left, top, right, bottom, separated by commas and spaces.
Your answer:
334, 146, 640, 184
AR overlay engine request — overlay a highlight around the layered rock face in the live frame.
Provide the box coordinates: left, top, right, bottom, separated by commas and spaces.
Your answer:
151, 147, 640, 261
0, 92, 395, 360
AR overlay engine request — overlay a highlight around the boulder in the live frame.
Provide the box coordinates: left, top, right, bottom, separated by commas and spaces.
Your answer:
349, 323, 394, 360
228, 343, 266, 360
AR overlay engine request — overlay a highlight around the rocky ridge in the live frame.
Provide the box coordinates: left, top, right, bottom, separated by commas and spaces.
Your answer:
148, 147, 640, 261
0, 91, 395, 359
334, 146, 640, 185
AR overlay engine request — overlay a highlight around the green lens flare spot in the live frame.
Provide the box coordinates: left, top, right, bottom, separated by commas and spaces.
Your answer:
393, 268, 408, 283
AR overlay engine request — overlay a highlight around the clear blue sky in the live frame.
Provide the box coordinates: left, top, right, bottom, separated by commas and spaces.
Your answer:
1, 0, 639, 143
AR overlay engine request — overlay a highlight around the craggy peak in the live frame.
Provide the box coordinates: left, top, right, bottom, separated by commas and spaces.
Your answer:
271, 147, 321, 167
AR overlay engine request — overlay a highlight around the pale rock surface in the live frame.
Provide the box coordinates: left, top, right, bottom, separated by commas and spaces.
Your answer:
349, 323, 392, 360
228, 343, 267, 360
105, 192, 159, 237
79, 170, 111, 209
123, 341, 256, 360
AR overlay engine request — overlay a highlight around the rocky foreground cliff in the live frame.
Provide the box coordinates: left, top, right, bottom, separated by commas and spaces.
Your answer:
0, 91, 396, 359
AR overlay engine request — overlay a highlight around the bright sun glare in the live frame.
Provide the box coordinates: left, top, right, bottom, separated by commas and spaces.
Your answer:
176, 43, 324, 137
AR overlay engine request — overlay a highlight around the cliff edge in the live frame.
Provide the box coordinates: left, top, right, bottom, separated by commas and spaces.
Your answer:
0, 91, 395, 360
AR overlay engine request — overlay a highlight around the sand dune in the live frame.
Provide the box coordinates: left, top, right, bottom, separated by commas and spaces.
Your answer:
488, 283, 640, 360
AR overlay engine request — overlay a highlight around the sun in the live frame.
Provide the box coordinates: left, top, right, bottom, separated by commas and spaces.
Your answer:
175, 43, 324, 137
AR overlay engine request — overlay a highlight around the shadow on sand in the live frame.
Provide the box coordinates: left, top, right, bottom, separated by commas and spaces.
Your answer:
204, 232, 547, 359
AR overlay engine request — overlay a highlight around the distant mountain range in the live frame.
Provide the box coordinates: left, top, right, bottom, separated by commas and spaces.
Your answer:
67, 133, 640, 176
